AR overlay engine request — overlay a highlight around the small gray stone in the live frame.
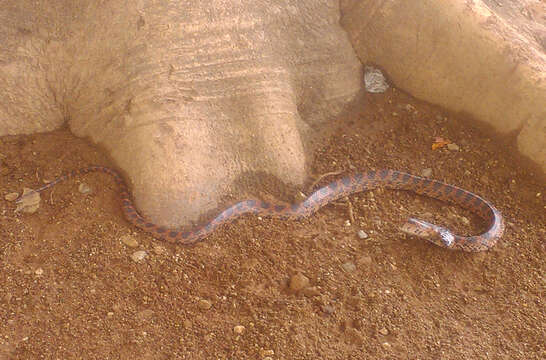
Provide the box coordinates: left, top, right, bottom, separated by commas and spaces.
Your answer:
131, 250, 148, 263
421, 168, 433, 177
379, 327, 389, 335
357, 230, 368, 239
341, 262, 356, 273
447, 143, 460, 151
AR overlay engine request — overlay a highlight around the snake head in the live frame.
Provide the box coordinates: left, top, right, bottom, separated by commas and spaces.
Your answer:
400, 218, 455, 248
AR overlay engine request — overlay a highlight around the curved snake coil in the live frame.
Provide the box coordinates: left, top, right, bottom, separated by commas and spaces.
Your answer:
16, 166, 504, 252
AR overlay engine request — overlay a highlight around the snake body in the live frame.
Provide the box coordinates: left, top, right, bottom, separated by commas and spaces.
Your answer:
18, 166, 504, 252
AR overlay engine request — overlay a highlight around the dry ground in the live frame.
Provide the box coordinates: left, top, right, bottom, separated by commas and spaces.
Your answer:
0, 88, 544, 359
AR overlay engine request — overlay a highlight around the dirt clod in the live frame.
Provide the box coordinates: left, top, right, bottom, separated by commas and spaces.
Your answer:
121, 235, 139, 248
198, 299, 212, 310
289, 273, 310, 292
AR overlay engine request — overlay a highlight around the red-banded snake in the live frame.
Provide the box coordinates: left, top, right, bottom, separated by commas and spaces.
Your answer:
16, 166, 504, 251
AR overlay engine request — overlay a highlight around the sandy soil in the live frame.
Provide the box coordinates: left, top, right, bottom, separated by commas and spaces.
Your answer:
0, 88, 544, 359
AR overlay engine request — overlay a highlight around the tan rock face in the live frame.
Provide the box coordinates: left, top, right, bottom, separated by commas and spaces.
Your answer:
340, 0, 546, 173
0, 0, 363, 226
1, 0, 543, 227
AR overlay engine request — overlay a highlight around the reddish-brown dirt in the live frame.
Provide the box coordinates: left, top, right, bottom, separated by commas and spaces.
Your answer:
0, 88, 544, 359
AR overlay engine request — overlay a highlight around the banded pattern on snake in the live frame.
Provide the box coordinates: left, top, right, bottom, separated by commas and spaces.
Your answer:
16, 166, 504, 252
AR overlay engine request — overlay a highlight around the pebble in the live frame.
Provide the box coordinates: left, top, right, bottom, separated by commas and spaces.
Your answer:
121, 235, 139, 248
15, 188, 40, 213
35, 268, 44, 276
447, 143, 460, 151
289, 273, 310, 292
321, 304, 335, 314
198, 299, 212, 310
344, 219, 351, 227
357, 230, 368, 239
261, 349, 275, 357
341, 262, 356, 273
379, 327, 389, 335
78, 183, 92, 194
131, 250, 148, 263
302, 286, 321, 297
421, 168, 433, 177
4, 192, 19, 201
233, 325, 245, 334
382, 342, 391, 349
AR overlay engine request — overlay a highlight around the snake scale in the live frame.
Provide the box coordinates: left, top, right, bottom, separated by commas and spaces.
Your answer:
16, 166, 504, 252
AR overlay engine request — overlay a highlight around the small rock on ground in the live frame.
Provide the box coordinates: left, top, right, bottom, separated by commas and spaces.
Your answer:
321, 304, 335, 314
5, 192, 19, 201
131, 250, 147, 263
233, 325, 245, 334
121, 235, 139, 248
15, 188, 40, 213
198, 299, 212, 310
421, 168, 433, 177
289, 273, 310, 292
78, 183, 92, 194
357, 230, 368, 239
260, 349, 275, 358
341, 262, 356, 272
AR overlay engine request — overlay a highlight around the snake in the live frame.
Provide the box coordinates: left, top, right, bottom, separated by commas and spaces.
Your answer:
15, 166, 504, 252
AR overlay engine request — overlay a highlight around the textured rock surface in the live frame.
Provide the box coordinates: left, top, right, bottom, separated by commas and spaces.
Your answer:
341, 0, 546, 172
0, 0, 363, 226
1, 0, 543, 227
